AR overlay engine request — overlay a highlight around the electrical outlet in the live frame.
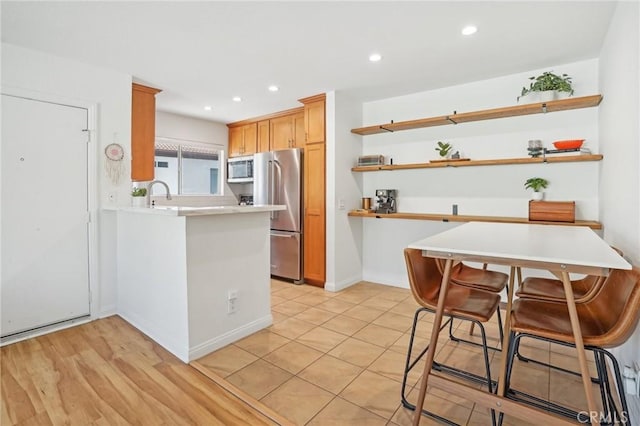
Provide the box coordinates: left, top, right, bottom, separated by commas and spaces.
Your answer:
227, 289, 238, 314
227, 299, 237, 314
338, 199, 345, 210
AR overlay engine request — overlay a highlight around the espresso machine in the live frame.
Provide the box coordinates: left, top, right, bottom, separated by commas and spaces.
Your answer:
375, 189, 397, 214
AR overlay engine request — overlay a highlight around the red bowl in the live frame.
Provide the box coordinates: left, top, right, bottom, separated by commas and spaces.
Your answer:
553, 139, 584, 150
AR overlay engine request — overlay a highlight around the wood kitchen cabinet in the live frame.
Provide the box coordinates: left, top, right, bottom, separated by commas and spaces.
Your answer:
300, 94, 325, 144
257, 120, 270, 152
131, 83, 161, 181
301, 94, 326, 286
270, 111, 305, 150
303, 142, 326, 286
228, 123, 257, 157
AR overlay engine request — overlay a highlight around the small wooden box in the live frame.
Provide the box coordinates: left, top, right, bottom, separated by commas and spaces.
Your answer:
529, 201, 575, 223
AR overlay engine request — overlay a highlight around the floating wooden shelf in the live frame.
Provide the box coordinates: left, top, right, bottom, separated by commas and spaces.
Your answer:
347, 210, 602, 230
351, 154, 603, 172
351, 95, 603, 136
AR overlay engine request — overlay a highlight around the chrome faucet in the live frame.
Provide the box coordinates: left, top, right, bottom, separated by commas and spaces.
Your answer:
147, 180, 172, 204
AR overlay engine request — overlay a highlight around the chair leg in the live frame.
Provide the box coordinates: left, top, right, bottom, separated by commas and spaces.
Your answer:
447, 312, 503, 352
400, 307, 459, 425
598, 348, 631, 425
514, 335, 600, 384
594, 350, 612, 423
476, 319, 497, 426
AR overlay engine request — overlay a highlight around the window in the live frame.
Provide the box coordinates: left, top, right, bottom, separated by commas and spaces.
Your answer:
153, 138, 224, 195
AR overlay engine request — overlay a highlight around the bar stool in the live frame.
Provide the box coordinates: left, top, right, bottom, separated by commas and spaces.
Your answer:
435, 259, 508, 349
514, 247, 623, 376
403, 248, 501, 425
502, 266, 640, 424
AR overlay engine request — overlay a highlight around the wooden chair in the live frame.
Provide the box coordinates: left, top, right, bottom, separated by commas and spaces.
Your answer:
435, 258, 508, 349
501, 266, 640, 424
403, 248, 501, 425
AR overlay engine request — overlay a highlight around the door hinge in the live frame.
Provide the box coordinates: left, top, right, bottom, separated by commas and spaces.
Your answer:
82, 129, 91, 143
86, 211, 91, 223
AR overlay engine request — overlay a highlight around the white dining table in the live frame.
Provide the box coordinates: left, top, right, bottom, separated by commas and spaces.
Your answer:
407, 221, 631, 426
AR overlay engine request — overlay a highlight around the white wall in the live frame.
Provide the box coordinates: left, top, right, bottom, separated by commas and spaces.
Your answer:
326, 91, 365, 291
1, 43, 132, 316
355, 59, 600, 287
598, 1, 640, 371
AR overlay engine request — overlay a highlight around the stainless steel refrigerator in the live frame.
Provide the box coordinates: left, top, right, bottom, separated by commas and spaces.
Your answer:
253, 148, 303, 282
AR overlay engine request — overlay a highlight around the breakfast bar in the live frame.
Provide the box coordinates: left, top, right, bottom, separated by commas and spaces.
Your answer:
116, 204, 285, 363
408, 222, 631, 425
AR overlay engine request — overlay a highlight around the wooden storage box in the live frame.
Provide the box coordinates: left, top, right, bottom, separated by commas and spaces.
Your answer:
529, 201, 575, 223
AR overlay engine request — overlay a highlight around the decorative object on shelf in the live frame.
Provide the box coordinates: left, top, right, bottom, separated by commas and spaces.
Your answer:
361, 197, 372, 211
357, 155, 385, 167
529, 201, 575, 223
524, 177, 548, 201
104, 142, 125, 185
518, 71, 574, 103
552, 139, 584, 150
131, 187, 148, 207
451, 150, 461, 159
435, 141, 452, 158
374, 189, 396, 214
527, 139, 544, 157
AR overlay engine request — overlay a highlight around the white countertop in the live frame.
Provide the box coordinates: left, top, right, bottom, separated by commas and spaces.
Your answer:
118, 204, 285, 217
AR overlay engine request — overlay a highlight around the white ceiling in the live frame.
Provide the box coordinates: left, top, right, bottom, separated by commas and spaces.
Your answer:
1, 1, 617, 124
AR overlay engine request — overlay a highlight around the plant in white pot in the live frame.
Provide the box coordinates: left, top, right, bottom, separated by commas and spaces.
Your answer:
518, 71, 574, 103
131, 187, 148, 207
525, 177, 548, 201
435, 141, 453, 159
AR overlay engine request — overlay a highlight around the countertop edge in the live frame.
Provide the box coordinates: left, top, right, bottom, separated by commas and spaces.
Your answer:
114, 205, 286, 216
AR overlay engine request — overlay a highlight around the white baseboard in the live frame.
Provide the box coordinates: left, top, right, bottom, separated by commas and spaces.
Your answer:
97, 305, 117, 318
117, 310, 189, 362
324, 274, 362, 292
188, 314, 272, 361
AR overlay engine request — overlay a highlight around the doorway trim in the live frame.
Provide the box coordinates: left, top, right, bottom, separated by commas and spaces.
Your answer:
1, 86, 99, 342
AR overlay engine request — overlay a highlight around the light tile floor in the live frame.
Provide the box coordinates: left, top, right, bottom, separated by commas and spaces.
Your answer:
195, 279, 607, 425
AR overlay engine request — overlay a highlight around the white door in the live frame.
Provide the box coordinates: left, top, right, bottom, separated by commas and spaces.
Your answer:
1, 94, 90, 337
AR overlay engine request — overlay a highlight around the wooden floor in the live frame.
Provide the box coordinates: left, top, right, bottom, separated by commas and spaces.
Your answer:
1, 316, 282, 425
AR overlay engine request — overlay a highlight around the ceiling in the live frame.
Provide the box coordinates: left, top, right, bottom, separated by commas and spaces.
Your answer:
1, 1, 617, 124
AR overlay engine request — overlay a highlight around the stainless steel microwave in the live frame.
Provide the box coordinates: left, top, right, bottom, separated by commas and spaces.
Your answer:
227, 155, 254, 183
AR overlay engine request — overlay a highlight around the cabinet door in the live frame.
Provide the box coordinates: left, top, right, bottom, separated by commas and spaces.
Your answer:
270, 115, 293, 151
304, 99, 325, 145
242, 123, 257, 155
131, 83, 161, 181
257, 120, 270, 152
293, 112, 305, 148
228, 126, 244, 157
304, 143, 325, 285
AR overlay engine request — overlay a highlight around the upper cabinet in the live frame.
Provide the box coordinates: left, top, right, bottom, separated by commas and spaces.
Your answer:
351, 95, 602, 136
270, 111, 305, 150
300, 94, 326, 144
228, 123, 257, 157
257, 120, 270, 152
131, 83, 161, 181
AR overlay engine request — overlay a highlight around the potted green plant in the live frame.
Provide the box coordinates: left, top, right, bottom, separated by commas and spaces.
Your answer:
131, 187, 148, 207
518, 71, 574, 103
435, 141, 452, 159
524, 177, 548, 201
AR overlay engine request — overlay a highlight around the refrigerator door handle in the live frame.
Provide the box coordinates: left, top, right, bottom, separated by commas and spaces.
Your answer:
271, 233, 294, 238
272, 159, 282, 219
268, 160, 274, 219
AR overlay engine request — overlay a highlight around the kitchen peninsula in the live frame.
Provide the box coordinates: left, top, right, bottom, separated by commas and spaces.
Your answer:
116, 204, 285, 362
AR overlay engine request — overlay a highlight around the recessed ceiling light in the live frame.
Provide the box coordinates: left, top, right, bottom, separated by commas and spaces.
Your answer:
268, 85, 279, 92
369, 53, 382, 62
204, 105, 212, 111
462, 25, 477, 36
232, 96, 242, 102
